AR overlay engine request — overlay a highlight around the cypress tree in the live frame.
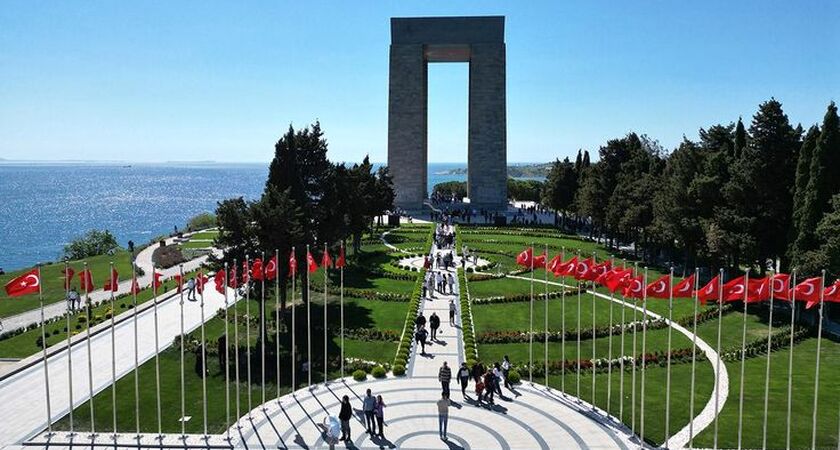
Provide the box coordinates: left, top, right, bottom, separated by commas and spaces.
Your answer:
734, 117, 746, 158
582, 150, 591, 168
574, 149, 583, 174
788, 125, 820, 262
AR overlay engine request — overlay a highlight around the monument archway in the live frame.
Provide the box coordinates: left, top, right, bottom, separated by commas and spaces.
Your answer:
388, 16, 507, 211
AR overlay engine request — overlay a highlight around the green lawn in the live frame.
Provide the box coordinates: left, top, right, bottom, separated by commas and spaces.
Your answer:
0, 250, 135, 319
471, 296, 640, 333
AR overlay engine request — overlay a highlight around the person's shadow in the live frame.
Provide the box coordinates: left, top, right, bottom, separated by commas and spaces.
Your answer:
369, 433, 396, 449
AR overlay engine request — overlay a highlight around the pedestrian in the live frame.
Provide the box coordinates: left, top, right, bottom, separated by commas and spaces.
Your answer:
439, 361, 452, 396
461, 256, 466, 270
449, 299, 456, 326
187, 277, 196, 301
447, 273, 455, 294
324, 415, 341, 450
415, 312, 426, 330
471, 360, 485, 383
483, 370, 495, 404
363, 388, 376, 434
436, 271, 444, 293
67, 287, 79, 312
457, 362, 470, 397
429, 312, 440, 340
501, 355, 513, 390
493, 363, 504, 396
415, 326, 428, 355
437, 392, 450, 440
194, 343, 206, 377
374, 395, 386, 438
475, 377, 485, 406
338, 395, 352, 441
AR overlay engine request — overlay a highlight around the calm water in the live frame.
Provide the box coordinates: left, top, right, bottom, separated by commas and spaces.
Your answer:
0, 162, 469, 270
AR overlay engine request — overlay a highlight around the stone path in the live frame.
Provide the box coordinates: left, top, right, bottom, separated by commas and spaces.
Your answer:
0, 233, 213, 335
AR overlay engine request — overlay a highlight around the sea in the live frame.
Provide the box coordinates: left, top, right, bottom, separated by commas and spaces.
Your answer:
0, 162, 477, 271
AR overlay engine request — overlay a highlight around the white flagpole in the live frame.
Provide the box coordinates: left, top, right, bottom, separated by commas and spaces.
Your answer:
179, 266, 186, 439
246, 255, 253, 416
607, 257, 614, 416
84, 262, 95, 437
291, 248, 297, 391
619, 260, 627, 424
631, 263, 638, 437
152, 266, 161, 439
762, 270, 775, 450
640, 267, 649, 445
785, 270, 797, 450
307, 245, 312, 389
233, 259, 241, 427
544, 243, 549, 386
200, 273, 208, 438
108, 262, 117, 438
713, 268, 724, 450
737, 269, 750, 449
576, 250, 582, 400
560, 247, 566, 395
688, 268, 699, 448
665, 266, 674, 448
224, 263, 230, 441
810, 271, 826, 450
324, 243, 329, 385
64, 260, 75, 436
591, 253, 597, 409
275, 250, 280, 399
37, 265, 52, 437
131, 261, 139, 440
529, 243, 534, 384
261, 252, 266, 408
340, 243, 345, 378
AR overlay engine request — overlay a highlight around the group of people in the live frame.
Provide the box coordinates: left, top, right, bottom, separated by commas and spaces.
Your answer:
455, 356, 515, 406
333, 388, 386, 444
423, 270, 455, 297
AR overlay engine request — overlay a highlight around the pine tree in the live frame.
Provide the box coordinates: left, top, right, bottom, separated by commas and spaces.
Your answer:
542, 157, 577, 229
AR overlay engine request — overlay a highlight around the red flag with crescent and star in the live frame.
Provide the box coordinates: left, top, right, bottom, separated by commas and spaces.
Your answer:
322, 248, 333, 269
62, 267, 75, 290
793, 277, 823, 309
130, 278, 141, 294
672, 274, 695, 299
823, 279, 840, 303
770, 273, 791, 301
623, 275, 645, 299
336, 246, 346, 268
242, 260, 250, 284
553, 256, 578, 277
289, 251, 298, 277
4, 268, 41, 297
516, 247, 533, 267
104, 268, 119, 292
645, 274, 672, 299
228, 266, 238, 289
252, 258, 264, 281
546, 254, 562, 274
695, 275, 721, 304
174, 273, 184, 293
265, 256, 278, 280
214, 270, 226, 294
574, 257, 595, 281
306, 250, 319, 274
153, 271, 163, 290
79, 269, 95, 293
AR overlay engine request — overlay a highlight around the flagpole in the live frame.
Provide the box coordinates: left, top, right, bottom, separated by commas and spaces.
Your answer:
324, 243, 329, 385
233, 259, 241, 428
109, 262, 117, 439
179, 267, 186, 439
64, 260, 75, 436
631, 262, 638, 437
291, 248, 297, 392
200, 273, 208, 438
131, 261, 139, 440
275, 249, 280, 399
619, 260, 626, 424
84, 261, 95, 438
607, 257, 614, 417
762, 269, 775, 450
544, 243, 549, 386
640, 267, 648, 445
713, 268, 724, 450
576, 250, 582, 401
37, 265, 52, 437
261, 252, 267, 408
591, 252, 597, 409
340, 243, 345, 379
560, 247, 566, 395
665, 266, 674, 448
529, 243, 534, 384
810, 270, 826, 450
737, 269, 750, 449
688, 268, 699, 448
245, 255, 253, 416
152, 265, 161, 439
785, 270, 797, 450
224, 263, 231, 442
307, 245, 312, 389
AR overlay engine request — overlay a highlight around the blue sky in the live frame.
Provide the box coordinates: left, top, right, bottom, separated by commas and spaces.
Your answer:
1, 1, 837, 163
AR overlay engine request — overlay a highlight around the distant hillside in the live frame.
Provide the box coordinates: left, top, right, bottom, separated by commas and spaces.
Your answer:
436, 163, 551, 178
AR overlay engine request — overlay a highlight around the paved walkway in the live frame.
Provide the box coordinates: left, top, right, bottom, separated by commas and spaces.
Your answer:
0, 234, 213, 334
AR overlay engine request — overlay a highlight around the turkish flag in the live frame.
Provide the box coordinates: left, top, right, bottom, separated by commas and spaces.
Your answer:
62, 267, 75, 290
228, 267, 238, 289
695, 275, 721, 304
823, 279, 840, 303
533, 252, 547, 269
265, 256, 278, 280
672, 274, 695, 299
722, 276, 749, 302
604, 268, 633, 293
646, 274, 672, 299
79, 269, 95, 293
242, 260, 250, 284
289, 251, 298, 277
553, 256, 578, 277
623, 275, 645, 299
4, 268, 41, 297
104, 268, 119, 292
321, 249, 333, 269
546, 255, 562, 274
306, 251, 319, 274
130, 278, 141, 294
574, 257, 595, 281
252, 258, 264, 281
516, 247, 533, 267
591, 261, 612, 282
792, 277, 823, 309
770, 273, 791, 301
196, 273, 209, 294
746, 278, 770, 303
153, 271, 163, 290
336, 246, 346, 269
214, 270, 226, 294
174, 274, 184, 293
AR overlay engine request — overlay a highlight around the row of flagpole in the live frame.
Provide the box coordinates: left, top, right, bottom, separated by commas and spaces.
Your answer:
515, 243, 838, 449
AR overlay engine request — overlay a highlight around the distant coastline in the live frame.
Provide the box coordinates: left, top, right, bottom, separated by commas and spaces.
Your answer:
433, 162, 551, 178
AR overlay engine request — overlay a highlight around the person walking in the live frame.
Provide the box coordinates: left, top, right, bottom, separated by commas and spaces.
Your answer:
67, 287, 79, 312
415, 326, 428, 355
483, 369, 495, 404
437, 392, 451, 440
338, 395, 352, 441
187, 277, 196, 301
324, 415, 341, 450
439, 361, 452, 396
363, 388, 376, 434
447, 273, 455, 295
415, 312, 426, 330
493, 363, 504, 396
449, 299, 457, 326
429, 312, 440, 341
374, 395, 386, 438
471, 360, 485, 383
501, 355, 513, 390
457, 362, 470, 397
474, 377, 485, 406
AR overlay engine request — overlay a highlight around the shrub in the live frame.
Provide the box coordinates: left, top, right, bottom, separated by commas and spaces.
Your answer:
392, 364, 406, 376
507, 369, 521, 384
371, 366, 387, 378
352, 369, 368, 382
63, 229, 120, 260
466, 359, 477, 368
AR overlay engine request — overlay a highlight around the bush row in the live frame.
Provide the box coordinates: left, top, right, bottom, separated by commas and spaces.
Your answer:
466, 272, 506, 282
472, 289, 577, 305
309, 284, 409, 302
392, 225, 435, 371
